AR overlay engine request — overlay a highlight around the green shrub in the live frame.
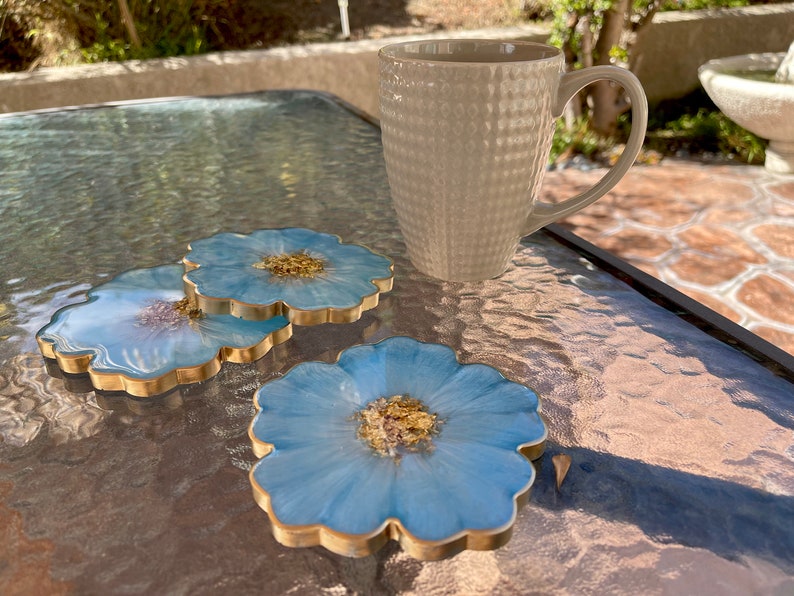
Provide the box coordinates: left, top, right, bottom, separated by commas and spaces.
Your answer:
0, 1, 40, 70
71, 0, 239, 63
550, 116, 614, 164
549, 0, 770, 163
0, 0, 244, 67
642, 92, 766, 164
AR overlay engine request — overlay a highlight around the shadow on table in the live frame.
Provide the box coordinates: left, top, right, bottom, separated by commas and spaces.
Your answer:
533, 445, 794, 573
537, 228, 794, 430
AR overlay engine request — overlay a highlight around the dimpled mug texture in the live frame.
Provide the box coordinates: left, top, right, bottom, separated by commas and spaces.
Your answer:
379, 41, 562, 281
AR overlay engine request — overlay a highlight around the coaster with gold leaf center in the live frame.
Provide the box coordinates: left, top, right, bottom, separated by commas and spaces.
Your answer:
182, 228, 394, 325
248, 336, 547, 560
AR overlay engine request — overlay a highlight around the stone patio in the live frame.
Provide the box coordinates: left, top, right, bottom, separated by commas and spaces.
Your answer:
552, 160, 794, 356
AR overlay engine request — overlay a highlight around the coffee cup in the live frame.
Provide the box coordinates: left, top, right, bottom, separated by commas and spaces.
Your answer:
379, 39, 647, 281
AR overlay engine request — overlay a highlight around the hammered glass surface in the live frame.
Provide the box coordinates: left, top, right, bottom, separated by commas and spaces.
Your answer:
379, 41, 560, 281
1, 91, 793, 594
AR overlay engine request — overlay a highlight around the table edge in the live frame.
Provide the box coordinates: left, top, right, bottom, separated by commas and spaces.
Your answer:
544, 224, 794, 383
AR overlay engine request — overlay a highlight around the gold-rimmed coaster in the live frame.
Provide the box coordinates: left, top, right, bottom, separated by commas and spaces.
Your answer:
248, 336, 547, 560
182, 228, 393, 325
37, 264, 292, 397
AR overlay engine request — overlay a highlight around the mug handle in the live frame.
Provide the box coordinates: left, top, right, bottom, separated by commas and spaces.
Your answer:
524, 66, 648, 235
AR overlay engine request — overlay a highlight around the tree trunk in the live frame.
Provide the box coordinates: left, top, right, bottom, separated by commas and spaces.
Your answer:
589, 0, 630, 137
117, 0, 141, 49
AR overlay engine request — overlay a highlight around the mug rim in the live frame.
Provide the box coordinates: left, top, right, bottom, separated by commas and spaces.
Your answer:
378, 39, 562, 65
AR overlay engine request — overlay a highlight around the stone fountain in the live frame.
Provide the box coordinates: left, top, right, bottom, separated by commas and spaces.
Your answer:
699, 42, 794, 174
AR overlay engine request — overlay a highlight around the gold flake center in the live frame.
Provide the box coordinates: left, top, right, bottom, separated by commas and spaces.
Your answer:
354, 394, 441, 462
253, 251, 325, 278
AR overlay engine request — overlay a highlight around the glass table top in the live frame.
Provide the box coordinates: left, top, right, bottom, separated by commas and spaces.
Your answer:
0, 90, 792, 594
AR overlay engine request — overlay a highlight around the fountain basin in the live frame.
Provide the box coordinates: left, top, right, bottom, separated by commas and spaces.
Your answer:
699, 52, 794, 174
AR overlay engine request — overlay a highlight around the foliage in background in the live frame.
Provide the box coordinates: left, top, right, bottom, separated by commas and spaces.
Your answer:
105, 0, 246, 61
548, 0, 769, 163
547, 0, 762, 137
549, 0, 662, 137
0, 0, 46, 70
642, 91, 766, 164
76, 0, 232, 62
550, 116, 614, 164
0, 0, 267, 67
547, 89, 767, 166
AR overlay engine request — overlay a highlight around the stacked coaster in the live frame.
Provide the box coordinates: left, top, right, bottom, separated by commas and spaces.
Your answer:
37, 230, 549, 562
37, 228, 394, 397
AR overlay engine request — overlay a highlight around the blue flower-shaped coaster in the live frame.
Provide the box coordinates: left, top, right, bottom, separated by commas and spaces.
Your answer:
36, 265, 292, 397
182, 228, 394, 325
248, 336, 547, 560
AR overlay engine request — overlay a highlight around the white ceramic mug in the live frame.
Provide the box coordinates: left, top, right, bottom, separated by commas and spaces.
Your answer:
379, 39, 648, 281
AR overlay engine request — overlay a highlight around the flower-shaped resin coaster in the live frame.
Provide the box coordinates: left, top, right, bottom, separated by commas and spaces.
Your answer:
182, 228, 394, 325
248, 336, 547, 560
37, 264, 292, 397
